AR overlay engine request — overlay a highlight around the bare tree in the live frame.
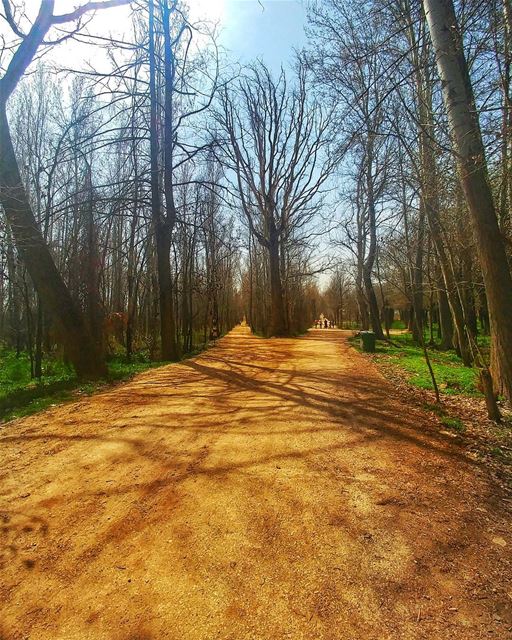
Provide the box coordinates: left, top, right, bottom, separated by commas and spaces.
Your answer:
214, 62, 335, 336
0, 0, 130, 377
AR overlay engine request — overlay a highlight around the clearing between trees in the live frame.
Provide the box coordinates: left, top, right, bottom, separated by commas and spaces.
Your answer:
1, 326, 511, 640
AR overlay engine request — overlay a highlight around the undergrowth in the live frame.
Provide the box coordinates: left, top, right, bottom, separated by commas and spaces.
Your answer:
350, 331, 482, 397
0, 350, 163, 423
440, 415, 466, 433
0, 335, 222, 423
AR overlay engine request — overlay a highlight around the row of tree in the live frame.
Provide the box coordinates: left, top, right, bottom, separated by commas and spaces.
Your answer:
310, 0, 512, 406
0, 0, 324, 380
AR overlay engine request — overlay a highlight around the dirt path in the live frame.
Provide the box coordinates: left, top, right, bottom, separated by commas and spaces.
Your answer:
1, 327, 511, 640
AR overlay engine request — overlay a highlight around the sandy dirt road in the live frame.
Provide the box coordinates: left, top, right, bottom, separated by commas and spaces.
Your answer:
1, 326, 511, 640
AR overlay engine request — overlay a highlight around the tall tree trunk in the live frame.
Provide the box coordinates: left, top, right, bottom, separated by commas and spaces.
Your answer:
149, 0, 178, 361
34, 297, 43, 379
161, 0, 179, 359
438, 282, 454, 350
84, 162, 105, 360
356, 265, 369, 330
363, 267, 384, 338
356, 217, 370, 330
126, 98, 141, 361
461, 244, 478, 337
248, 233, 254, 330
268, 231, 287, 337
5, 229, 21, 354
500, 0, 512, 232
363, 136, 385, 339
478, 286, 490, 335
424, 0, 512, 400
411, 200, 426, 343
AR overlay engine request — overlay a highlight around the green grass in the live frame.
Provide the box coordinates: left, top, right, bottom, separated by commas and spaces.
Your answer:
422, 401, 445, 416
0, 350, 75, 420
421, 402, 465, 432
107, 359, 162, 381
338, 321, 361, 330
490, 446, 512, 465
440, 415, 466, 433
0, 334, 223, 423
351, 332, 481, 397
0, 349, 162, 423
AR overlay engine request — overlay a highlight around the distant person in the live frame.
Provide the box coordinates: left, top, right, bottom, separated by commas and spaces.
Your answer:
324, 318, 328, 329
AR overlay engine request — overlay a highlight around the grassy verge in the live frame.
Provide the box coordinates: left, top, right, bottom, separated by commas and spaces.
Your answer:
0, 334, 224, 424
349, 332, 480, 396
350, 332, 512, 486
0, 350, 165, 423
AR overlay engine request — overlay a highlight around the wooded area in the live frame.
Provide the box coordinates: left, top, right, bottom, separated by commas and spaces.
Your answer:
0, 0, 511, 411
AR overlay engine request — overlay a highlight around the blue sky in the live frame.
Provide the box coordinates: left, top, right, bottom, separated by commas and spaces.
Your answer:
45, 1, 307, 74
220, 0, 307, 72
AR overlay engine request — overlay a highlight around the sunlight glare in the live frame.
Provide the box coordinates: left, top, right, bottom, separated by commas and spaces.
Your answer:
190, 0, 226, 23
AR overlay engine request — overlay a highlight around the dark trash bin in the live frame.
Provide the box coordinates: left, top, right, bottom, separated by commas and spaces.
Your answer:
360, 331, 376, 353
